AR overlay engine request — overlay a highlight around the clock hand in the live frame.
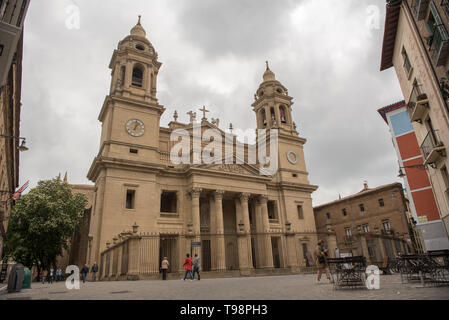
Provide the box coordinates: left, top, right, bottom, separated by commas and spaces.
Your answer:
134, 122, 138, 130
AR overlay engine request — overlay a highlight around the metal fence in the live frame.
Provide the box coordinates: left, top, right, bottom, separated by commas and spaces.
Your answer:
99, 230, 325, 280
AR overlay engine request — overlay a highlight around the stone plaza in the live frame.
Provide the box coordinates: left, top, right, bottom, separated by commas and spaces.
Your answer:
1, 274, 448, 300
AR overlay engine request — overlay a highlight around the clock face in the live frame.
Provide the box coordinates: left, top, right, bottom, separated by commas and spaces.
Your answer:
126, 119, 145, 137
287, 150, 298, 165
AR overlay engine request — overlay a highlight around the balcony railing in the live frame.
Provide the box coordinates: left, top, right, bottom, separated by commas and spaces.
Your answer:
429, 24, 449, 66
427, 2, 449, 66
408, 84, 423, 109
421, 129, 446, 164
408, 84, 429, 122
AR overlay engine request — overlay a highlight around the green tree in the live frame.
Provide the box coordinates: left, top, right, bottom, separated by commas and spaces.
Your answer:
2, 178, 87, 278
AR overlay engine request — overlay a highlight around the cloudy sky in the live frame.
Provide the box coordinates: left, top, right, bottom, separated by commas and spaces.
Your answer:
19, 0, 404, 206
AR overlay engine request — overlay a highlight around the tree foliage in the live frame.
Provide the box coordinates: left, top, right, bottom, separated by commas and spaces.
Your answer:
3, 178, 87, 273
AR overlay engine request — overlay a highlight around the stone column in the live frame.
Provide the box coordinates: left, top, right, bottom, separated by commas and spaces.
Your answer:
190, 188, 202, 258
127, 235, 141, 280
377, 235, 387, 260
360, 234, 371, 264
257, 195, 274, 269
214, 190, 226, 271
209, 196, 217, 270
237, 193, 253, 274
326, 232, 338, 259
123, 60, 133, 96
274, 105, 281, 127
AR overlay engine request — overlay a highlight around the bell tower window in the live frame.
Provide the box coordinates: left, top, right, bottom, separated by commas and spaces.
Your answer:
280, 105, 287, 124
270, 107, 276, 122
260, 109, 267, 127
132, 66, 144, 87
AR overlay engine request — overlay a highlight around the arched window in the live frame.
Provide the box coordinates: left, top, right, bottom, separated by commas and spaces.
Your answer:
261, 109, 267, 126
280, 105, 287, 123
270, 107, 276, 121
132, 66, 144, 87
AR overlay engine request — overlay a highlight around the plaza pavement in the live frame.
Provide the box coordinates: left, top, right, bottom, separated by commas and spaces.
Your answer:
0, 274, 448, 300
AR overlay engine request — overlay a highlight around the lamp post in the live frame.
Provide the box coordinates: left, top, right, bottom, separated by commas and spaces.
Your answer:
397, 164, 426, 178
0, 134, 28, 152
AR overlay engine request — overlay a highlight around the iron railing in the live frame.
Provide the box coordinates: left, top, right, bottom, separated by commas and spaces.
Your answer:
407, 83, 425, 112
421, 129, 442, 159
429, 23, 449, 65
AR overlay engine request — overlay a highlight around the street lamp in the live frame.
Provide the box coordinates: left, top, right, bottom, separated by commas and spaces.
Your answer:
397, 164, 426, 178
0, 134, 28, 152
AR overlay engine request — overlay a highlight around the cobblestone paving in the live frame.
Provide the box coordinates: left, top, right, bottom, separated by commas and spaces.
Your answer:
1, 274, 448, 300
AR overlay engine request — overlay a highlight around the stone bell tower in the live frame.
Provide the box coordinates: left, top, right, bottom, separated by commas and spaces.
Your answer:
109, 15, 162, 103
91, 16, 165, 164
252, 62, 297, 134
252, 62, 311, 185
87, 17, 166, 262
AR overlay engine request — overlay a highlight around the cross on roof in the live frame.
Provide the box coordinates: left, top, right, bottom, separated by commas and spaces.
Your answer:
199, 105, 209, 121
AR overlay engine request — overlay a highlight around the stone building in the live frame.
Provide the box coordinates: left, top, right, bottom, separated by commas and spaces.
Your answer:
0, 34, 23, 259
82, 18, 332, 280
380, 0, 449, 248
314, 182, 418, 265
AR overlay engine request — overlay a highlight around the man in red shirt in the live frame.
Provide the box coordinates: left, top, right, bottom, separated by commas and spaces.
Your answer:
182, 253, 193, 281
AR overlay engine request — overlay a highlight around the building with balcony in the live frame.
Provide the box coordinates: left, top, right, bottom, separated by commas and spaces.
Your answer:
380, 0, 449, 247
378, 101, 448, 250
314, 182, 420, 265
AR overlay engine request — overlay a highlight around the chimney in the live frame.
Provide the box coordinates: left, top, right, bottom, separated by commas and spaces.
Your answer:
363, 181, 368, 191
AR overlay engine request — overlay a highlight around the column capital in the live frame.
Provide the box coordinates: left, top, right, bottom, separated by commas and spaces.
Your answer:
214, 189, 225, 200
239, 193, 251, 202
257, 194, 268, 204
190, 188, 202, 198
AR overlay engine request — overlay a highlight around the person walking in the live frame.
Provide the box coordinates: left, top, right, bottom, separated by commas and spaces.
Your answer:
91, 262, 99, 282
55, 268, 62, 282
40, 271, 45, 284
48, 268, 54, 284
315, 240, 333, 284
182, 254, 193, 281
192, 254, 200, 280
161, 257, 169, 280
81, 264, 89, 283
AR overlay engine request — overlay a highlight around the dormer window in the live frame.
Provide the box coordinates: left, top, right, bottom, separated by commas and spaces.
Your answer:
136, 44, 145, 51
132, 66, 144, 87
276, 88, 283, 94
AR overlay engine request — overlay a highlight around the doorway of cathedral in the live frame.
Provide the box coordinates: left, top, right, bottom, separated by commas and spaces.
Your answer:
159, 235, 178, 273
251, 237, 257, 269
201, 239, 211, 271
271, 237, 281, 268
223, 198, 239, 270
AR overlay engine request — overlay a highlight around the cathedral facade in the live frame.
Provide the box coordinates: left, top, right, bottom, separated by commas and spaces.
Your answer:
85, 19, 329, 279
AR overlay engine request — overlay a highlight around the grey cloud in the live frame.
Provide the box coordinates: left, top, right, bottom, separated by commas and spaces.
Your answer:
170, 0, 299, 58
